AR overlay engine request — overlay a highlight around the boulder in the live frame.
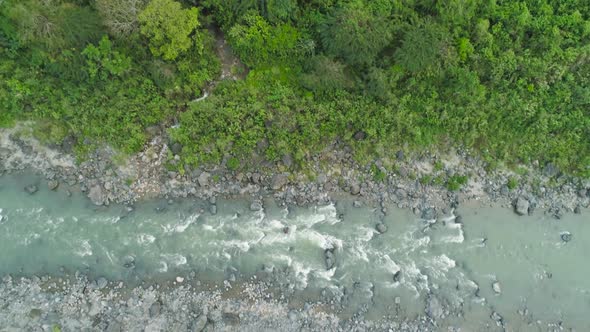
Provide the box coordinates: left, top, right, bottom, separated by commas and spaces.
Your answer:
514, 196, 529, 216
271, 173, 289, 190
190, 314, 208, 332
24, 185, 38, 195
88, 185, 106, 206
96, 277, 108, 289
149, 301, 162, 317
574, 205, 581, 214
426, 296, 443, 319
375, 223, 388, 234
324, 249, 336, 270
250, 201, 263, 211
561, 232, 572, 243
170, 142, 182, 155
492, 281, 501, 294
282, 154, 293, 168
198, 172, 211, 187
350, 182, 361, 195
421, 207, 436, 220
47, 180, 59, 191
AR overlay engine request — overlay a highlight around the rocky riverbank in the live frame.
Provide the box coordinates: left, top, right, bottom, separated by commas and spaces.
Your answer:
1, 123, 588, 219
0, 273, 436, 332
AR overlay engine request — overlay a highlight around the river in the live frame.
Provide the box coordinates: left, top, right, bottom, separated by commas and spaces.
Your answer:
0, 172, 588, 331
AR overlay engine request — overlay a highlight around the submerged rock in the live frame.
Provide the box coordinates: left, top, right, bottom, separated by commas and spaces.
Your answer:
561, 232, 572, 243
149, 301, 162, 317
24, 184, 38, 195
514, 196, 529, 216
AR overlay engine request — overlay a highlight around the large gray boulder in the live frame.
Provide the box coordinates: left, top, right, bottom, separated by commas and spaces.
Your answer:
271, 173, 289, 190
198, 172, 211, 187
514, 196, 529, 216
88, 185, 106, 206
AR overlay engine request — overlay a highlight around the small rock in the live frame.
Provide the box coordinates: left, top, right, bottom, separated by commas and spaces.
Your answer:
376, 223, 387, 234
455, 214, 463, 224
352, 200, 363, 208
47, 180, 59, 191
561, 232, 572, 243
574, 205, 581, 214
170, 142, 182, 155
492, 281, 501, 294
176, 276, 184, 283
514, 196, 529, 216
198, 172, 211, 187
122, 255, 135, 269
209, 205, 217, 215
24, 185, 38, 195
96, 277, 108, 289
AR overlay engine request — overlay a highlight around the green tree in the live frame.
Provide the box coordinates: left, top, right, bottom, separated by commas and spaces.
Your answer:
320, 0, 392, 67
138, 0, 200, 61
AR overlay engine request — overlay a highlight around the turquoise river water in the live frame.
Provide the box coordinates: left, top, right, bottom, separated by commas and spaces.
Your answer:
0, 172, 588, 330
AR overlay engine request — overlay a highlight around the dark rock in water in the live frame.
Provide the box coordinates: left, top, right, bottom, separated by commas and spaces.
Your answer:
352, 200, 363, 208
47, 180, 59, 191
393, 270, 401, 283
325, 249, 336, 270
149, 301, 162, 317
190, 314, 207, 332
454, 214, 463, 224
353, 131, 366, 141
209, 204, 217, 215
574, 205, 581, 214
561, 232, 572, 243
96, 277, 108, 289
421, 207, 436, 220
24, 185, 38, 195
375, 223, 387, 234
396, 150, 404, 160
514, 196, 529, 216
250, 201, 263, 211
122, 255, 135, 269
271, 173, 289, 190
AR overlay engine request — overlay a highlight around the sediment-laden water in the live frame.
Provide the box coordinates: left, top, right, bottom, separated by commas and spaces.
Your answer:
0, 173, 588, 331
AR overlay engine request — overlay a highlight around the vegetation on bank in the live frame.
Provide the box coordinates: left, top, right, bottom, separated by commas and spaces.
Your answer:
1, 0, 589, 177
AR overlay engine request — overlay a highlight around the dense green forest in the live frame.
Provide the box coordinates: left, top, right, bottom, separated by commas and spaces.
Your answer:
1, 0, 589, 177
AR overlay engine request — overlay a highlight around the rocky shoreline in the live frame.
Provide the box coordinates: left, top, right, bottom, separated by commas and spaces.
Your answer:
0, 273, 441, 332
1, 124, 588, 219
